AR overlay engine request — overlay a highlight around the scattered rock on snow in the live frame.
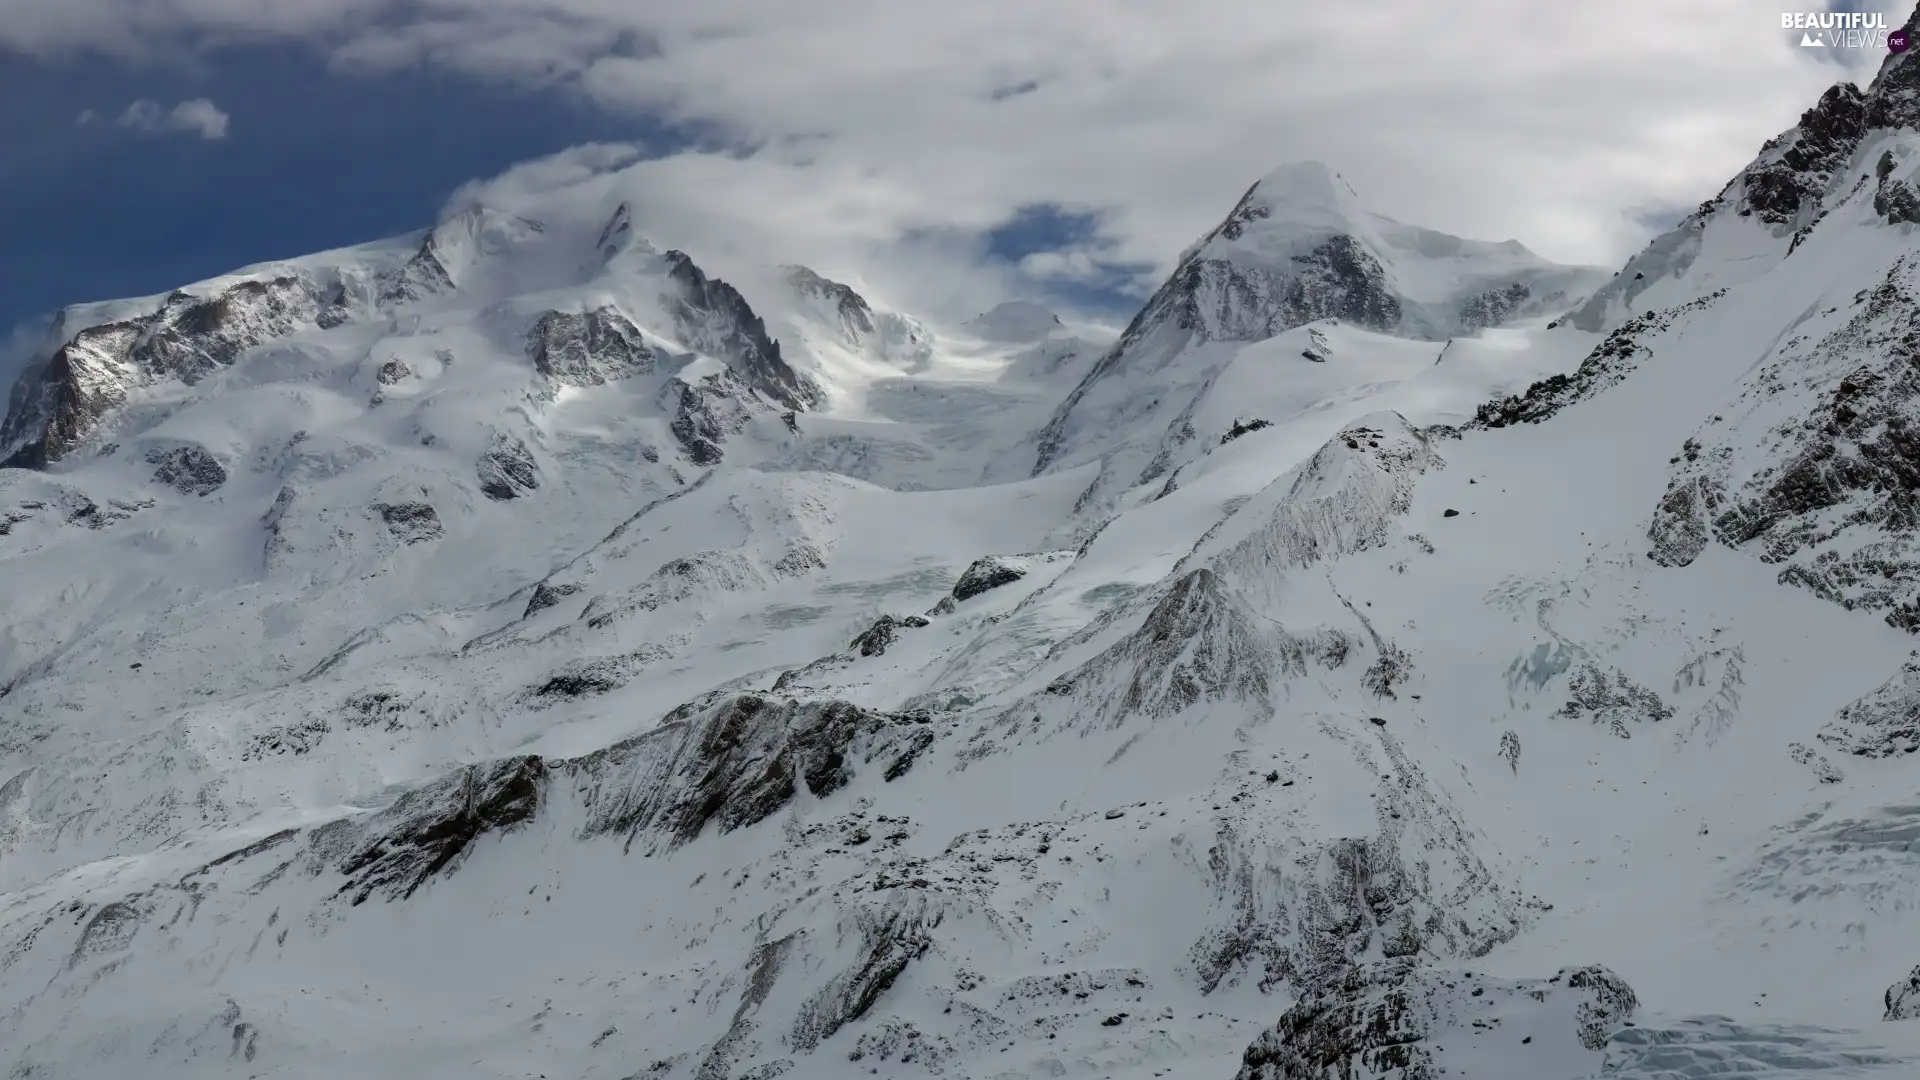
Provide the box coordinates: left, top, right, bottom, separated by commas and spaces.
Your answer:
1819, 654, 1920, 757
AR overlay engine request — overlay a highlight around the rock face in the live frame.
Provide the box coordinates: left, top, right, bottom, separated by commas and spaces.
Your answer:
951, 555, 1030, 602
566, 694, 933, 852
477, 434, 540, 501
1, 279, 322, 467
849, 614, 929, 658
1641, 257, 1920, 628
1819, 654, 1920, 757
1234, 962, 1637, 1079
664, 368, 764, 466
527, 306, 656, 388
326, 756, 545, 904
1741, 84, 1867, 226
371, 502, 444, 545
1888, 966, 1920, 1020
146, 444, 227, 496
663, 251, 819, 411
1556, 664, 1674, 738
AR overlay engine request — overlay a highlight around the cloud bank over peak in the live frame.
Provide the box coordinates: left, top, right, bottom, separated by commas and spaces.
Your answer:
3, 0, 1896, 317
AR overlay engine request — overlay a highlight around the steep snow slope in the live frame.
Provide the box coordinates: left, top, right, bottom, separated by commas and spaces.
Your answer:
15, 29, 1920, 1080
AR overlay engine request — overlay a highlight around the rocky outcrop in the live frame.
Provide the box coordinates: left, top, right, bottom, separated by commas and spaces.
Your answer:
950, 555, 1029, 602
663, 251, 819, 411
849, 614, 930, 658
1474, 291, 1726, 430
147, 443, 227, 496
1, 278, 323, 467
477, 434, 540, 501
1210, 413, 1444, 578
325, 756, 545, 904
1026, 568, 1298, 732
371, 501, 444, 545
565, 694, 934, 852
1646, 258, 1920, 628
1740, 84, 1867, 226
522, 579, 582, 618
1888, 966, 1920, 1020
1222, 417, 1273, 444
664, 369, 762, 466
527, 306, 656, 388
785, 265, 877, 344
1876, 152, 1920, 226
1234, 961, 1636, 1079
1819, 654, 1920, 757
1556, 663, 1674, 738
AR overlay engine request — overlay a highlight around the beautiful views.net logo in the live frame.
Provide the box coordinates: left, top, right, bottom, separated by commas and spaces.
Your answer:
1782, 11, 1907, 52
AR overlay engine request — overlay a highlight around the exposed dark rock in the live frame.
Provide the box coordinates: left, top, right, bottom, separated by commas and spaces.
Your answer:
1740, 84, 1866, 226
527, 306, 656, 388
1875, 177, 1920, 226
375, 357, 412, 386
371, 501, 444, 545
1498, 730, 1521, 772
1470, 290, 1727, 429
522, 579, 583, 618
1222, 417, 1273, 445
790, 901, 934, 1051
477, 434, 540, 500
147, 444, 227, 496
849, 614, 930, 658
1233, 962, 1636, 1080
1654, 259, 1920, 626
1888, 965, 1920, 1020
1556, 664, 1673, 738
331, 756, 545, 904
565, 694, 934, 852
951, 555, 1029, 602
2, 278, 322, 467
1442, 508, 1459, 518
663, 251, 819, 410
664, 370, 761, 466
525, 646, 670, 704
1819, 654, 1920, 757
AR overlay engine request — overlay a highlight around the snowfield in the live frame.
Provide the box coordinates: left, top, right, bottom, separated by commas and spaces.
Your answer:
12, 26, 1920, 1080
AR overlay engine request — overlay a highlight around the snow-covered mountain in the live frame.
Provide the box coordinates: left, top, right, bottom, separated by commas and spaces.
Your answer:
1028, 160, 1610, 513
14, 22, 1920, 1079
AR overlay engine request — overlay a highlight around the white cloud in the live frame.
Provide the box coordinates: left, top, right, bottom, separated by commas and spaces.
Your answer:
3, 0, 1905, 316
114, 97, 230, 140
